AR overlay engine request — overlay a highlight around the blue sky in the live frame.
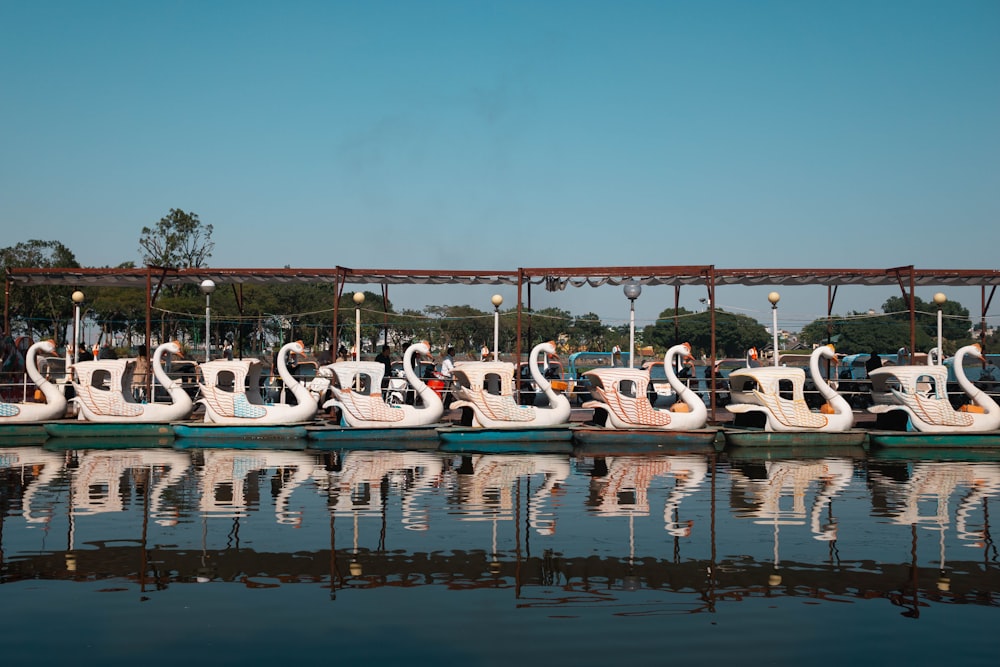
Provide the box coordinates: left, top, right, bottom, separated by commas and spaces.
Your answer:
2, 0, 998, 331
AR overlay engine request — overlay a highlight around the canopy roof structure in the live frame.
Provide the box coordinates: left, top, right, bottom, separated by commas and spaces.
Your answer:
7, 263, 998, 422
7, 264, 1000, 289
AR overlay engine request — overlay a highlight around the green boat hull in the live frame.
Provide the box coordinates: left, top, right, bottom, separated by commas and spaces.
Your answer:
173, 437, 308, 451
0, 423, 50, 439
44, 435, 174, 451
437, 425, 574, 454
723, 429, 869, 449
44, 421, 174, 439
572, 426, 720, 456
172, 423, 309, 440
306, 423, 442, 450
868, 430, 1000, 450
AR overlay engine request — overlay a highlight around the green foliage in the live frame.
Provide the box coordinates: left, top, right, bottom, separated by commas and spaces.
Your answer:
425, 304, 492, 353
571, 312, 607, 350
0, 240, 80, 340
520, 307, 572, 349
643, 307, 770, 358
799, 297, 974, 356
882, 295, 971, 341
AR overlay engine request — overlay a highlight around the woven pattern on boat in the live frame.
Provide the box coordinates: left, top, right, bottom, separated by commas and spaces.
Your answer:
337, 389, 404, 422
754, 390, 828, 429
893, 390, 974, 427
592, 369, 671, 426
468, 388, 536, 422
75, 384, 144, 417
199, 385, 267, 419
0, 403, 21, 417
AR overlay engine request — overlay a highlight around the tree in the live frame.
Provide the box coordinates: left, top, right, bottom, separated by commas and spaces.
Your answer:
519, 307, 572, 349
799, 297, 974, 356
570, 312, 607, 350
139, 209, 214, 269
882, 295, 971, 343
0, 239, 81, 341
643, 307, 770, 358
426, 304, 492, 353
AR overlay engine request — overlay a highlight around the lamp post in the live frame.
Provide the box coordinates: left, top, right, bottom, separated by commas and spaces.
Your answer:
200, 280, 215, 362
353, 292, 365, 361
934, 292, 947, 365
491, 294, 503, 361
768, 291, 781, 367
623, 283, 642, 369
71, 290, 85, 364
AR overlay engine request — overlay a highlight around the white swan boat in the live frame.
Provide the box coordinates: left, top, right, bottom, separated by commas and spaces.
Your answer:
723, 345, 867, 447
0, 339, 67, 425
191, 340, 317, 427
449, 341, 571, 429
312, 340, 444, 434
67, 340, 193, 424
442, 341, 573, 449
867, 343, 1000, 443
581, 342, 710, 433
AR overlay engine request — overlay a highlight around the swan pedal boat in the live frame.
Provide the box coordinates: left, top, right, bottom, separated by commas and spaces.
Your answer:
179, 340, 318, 440
580, 343, 713, 451
866, 344, 1000, 447
308, 341, 447, 444
722, 344, 868, 448
440, 341, 573, 452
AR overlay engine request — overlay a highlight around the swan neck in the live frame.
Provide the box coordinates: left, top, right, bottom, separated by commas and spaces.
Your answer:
529, 344, 555, 397
151, 345, 184, 402
279, 344, 309, 400
402, 345, 425, 388
25, 345, 46, 387
954, 348, 996, 412
810, 351, 835, 399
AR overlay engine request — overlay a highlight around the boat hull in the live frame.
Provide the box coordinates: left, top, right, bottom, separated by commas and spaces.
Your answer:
0, 423, 49, 442
173, 423, 308, 441
306, 423, 442, 450
867, 430, 1000, 450
172, 437, 308, 450
723, 428, 869, 449
572, 426, 720, 456
437, 425, 573, 454
44, 421, 174, 439
43, 435, 174, 451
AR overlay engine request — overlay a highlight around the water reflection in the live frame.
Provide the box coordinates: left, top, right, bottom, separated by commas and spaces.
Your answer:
728, 457, 855, 588
0, 443, 997, 614
867, 458, 1000, 615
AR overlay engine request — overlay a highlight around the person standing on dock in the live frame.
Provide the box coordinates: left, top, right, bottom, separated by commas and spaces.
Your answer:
865, 350, 882, 376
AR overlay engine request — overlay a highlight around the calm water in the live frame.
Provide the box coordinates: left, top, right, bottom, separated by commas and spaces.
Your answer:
1, 440, 998, 666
